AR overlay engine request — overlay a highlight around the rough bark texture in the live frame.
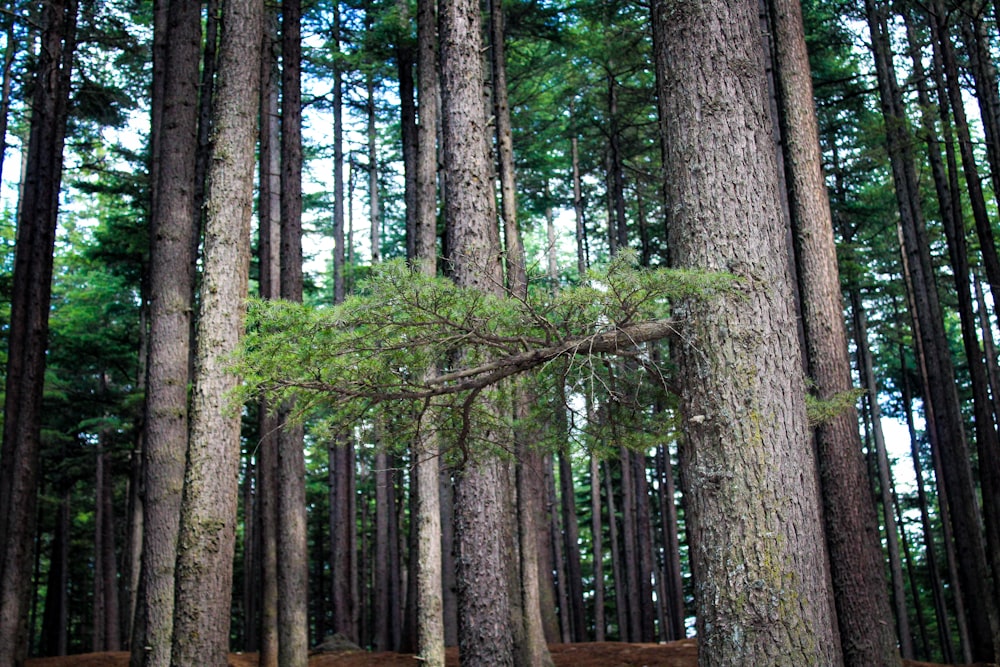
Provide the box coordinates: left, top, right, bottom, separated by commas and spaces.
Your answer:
256, 5, 281, 664
412, 0, 445, 662
766, 0, 902, 664
277, 0, 310, 663
439, 0, 514, 659
169, 0, 261, 663
656, 1, 841, 664
0, 1, 76, 663
133, 1, 200, 664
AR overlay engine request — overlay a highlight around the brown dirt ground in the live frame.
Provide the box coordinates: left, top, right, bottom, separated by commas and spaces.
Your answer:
22, 641, 997, 667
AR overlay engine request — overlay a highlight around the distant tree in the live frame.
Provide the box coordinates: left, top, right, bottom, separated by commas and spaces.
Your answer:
0, 0, 78, 663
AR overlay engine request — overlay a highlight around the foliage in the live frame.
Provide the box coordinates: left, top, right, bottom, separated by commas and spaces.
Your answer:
240, 252, 739, 459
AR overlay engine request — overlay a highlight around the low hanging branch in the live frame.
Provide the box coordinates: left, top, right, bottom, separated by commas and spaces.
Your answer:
238, 252, 740, 445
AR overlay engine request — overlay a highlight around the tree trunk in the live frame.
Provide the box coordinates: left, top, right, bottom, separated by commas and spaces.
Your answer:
411, 0, 445, 660
589, 454, 605, 641
921, 6, 1000, 608
0, 1, 77, 663
899, 351, 955, 664
256, 5, 281, 664
276, 1, 310, 663
654, 443, 684, 640
439, 0, 515, 659
656, 1, 841, 663
603, 460, 627, 642
332, 0, 346, 304
549, 458, 571, 643
132, 0, 200, 663
169, 0, 261, 662
864, 0, 1000, 658
766, 0, 901, 663
40, 490, 70, 656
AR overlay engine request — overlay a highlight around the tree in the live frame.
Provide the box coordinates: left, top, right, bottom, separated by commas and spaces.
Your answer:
653, 0, 841, 663
0, 1, 78, 663
276, 0, 309, 663
765, 0, 901, 664
169, 0, 261, 662
132, 0, 201, 663
438, 0, 515, 659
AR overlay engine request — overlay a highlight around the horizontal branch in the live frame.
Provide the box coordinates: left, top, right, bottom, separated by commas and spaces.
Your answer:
275, 318, 677, 403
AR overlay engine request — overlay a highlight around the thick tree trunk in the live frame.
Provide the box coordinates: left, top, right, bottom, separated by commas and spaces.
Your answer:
169, 0, 261, 663
438, 0, 515, 659
0, 1, 77, 663
132, 0, 200, 663
766, 0, 902, 664
656, 1, 841, 663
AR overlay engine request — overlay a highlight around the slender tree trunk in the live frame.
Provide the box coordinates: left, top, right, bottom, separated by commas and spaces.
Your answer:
549, 459, 571, 644
765, 0, 901, 663
397, 0, 417, 264
618, 451, 640, 642
40, 490, 70, 656
899, 352, 955, 664
604, 460, 627, 642
170, 0, 261, 662
0, 1, 77, 663
256, 5, 281, 664
276, 1, 309, 663
589, 454, 605, 641
332, 0, 346, 304
632, 453, 656, 642
558, 451, 585, 643
657, 1, 841, 662
865, 0, 1000, 659
412, 0, 444, 660
922, 6, 1000, 602
655, 443, 684, 640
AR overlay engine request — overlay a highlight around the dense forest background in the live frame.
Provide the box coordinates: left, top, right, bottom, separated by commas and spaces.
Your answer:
2, 0, 1000, 665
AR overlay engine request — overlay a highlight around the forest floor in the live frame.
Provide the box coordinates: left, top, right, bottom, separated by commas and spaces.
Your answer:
23, 640, 996, 667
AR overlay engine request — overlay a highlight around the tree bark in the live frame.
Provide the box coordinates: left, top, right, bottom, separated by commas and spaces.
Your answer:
276, 1, 309, 663
0, 1, 77, 663
656, 1, 841, 663
132, 0, 200, 663
766, 0, 902, 663
438, 0, 516, 658
169, 0, 261, 662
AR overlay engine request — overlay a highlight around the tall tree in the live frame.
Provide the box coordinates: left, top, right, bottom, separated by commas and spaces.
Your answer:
276, 0, 309, 663
0, 0, 78, 663
438, 0, 515, 660
766, 0, 901, 664
132, 0, 201, 663
654, 0, 842, 663
863, 0, 1000, 658
256, 2, 282, 663
169, 0, 262, 662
